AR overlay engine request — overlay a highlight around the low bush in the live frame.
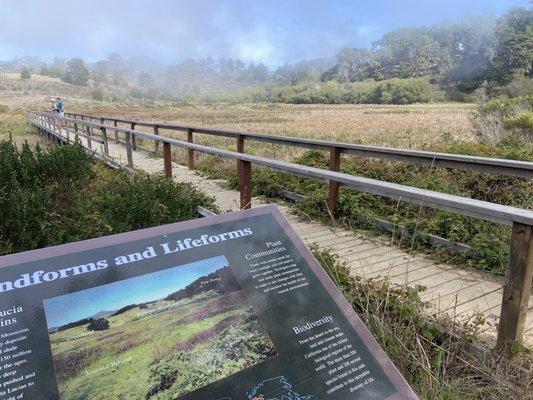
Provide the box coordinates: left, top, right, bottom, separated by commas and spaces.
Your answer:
274, 78, 445, 105
471, 95, 533, 144
91, 88, 104, 101
367, 78, 445, 104
198, 78, 446, 105
0, 139, 216, 255
197, 144, 532, 274
20, 67, 31, 80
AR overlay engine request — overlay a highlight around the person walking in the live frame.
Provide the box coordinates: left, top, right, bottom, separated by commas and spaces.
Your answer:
53, 97, 65, 128
54, 97, 64, 117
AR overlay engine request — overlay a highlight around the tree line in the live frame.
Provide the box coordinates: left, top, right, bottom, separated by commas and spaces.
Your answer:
5, 6, 531, 101
323, 7, 531, 92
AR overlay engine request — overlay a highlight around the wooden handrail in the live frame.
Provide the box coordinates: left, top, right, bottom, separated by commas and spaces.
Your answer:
33, 111, 533, 227
64, 111, 533, 180
29, 111, 533, 356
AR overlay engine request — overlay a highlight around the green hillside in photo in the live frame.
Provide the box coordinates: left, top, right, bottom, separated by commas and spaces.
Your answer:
45, 264, 277, 400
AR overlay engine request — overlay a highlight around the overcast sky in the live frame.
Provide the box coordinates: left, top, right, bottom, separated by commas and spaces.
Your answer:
0, 0, 530, 67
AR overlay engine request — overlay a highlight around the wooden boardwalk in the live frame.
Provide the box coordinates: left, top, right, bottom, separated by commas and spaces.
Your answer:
61, 130, 533, 346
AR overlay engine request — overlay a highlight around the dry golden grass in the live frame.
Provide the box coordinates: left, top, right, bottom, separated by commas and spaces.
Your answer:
0, 109, 45, 146
84, 102, 476, 148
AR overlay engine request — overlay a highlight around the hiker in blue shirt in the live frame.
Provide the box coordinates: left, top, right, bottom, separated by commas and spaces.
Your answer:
55, 97, 64, 117
53, 97, 65, 128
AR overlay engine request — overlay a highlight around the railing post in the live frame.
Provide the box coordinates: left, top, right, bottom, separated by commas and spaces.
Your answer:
236, 134, 251, 208
187, 128, 194, 169
74, 122, 79, 142
65, 120, 70, 142
86, 125, 92, 150
154, 125, 160, 153
125, 131, 134, 168
130, 122, 137, 150
101, 126, 109, 156
328, 146, 341, 217
496, 222, 533, 359
114, 120, 119, 143
237, 134, 245, 153
238, 159, 252, 209
163, 142, 172, 178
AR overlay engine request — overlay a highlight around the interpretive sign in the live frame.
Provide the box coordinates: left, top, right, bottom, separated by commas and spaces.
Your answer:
0, 205, 418, 400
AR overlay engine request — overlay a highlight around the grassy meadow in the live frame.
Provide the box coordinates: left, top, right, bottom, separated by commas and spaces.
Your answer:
45, 269, 276, 399
81, 102, 477, 153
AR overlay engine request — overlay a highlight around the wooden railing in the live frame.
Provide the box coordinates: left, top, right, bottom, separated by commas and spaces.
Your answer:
29, 110, 533, 357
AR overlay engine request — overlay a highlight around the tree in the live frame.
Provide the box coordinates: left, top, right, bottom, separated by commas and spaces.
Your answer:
52, 57, 66, 70
138, 71, 153, 88
87, 318, 109, 331
40, 66, 63, 78
106, 52, 125, 71
63, 58, 90, 85
322, 48, 377, 81
20, 67, 31, 80
490, 7, 533, 84
91, 88, 104, 101
245, 62, 269, 82
375, 28, 453, 79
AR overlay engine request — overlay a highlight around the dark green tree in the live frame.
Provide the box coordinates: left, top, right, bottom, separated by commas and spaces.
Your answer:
63, 58, 90, 85
20, 67, 31, 80
322, 47, 378, 81
490, 7, 533, 84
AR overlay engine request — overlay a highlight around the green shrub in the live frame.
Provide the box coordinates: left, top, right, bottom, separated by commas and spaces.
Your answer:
0, 139, 217, 255
471, 95, 533, 144
20, 67, 31, 80
91, 88, 104, 101
197, 144, 531, 274
503, 110, 533, 133
40, 66, 64, 78
130, 87, 145, 99
0, 104, 8, 114
367, 78, 444, 104
0, 140, 96, 254
274, 78, 444, 105
94, 172, 216, 232
498, 76, 533, 98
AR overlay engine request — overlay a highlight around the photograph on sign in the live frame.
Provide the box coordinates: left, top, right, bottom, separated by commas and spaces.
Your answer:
43, 256, 277, 399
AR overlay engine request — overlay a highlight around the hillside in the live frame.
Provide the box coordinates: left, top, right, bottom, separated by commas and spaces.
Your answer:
165, 265, 241, 301
0, 72, 134, 108
47, 287, 276, 399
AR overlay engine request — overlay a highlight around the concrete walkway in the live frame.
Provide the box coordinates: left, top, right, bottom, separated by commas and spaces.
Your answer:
62, 129, 533, 346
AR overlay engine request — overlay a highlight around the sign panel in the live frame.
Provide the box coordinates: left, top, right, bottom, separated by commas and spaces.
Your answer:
0, 205, 418, 400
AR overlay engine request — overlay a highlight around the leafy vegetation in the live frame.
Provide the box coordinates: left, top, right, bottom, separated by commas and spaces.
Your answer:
20, 67, 31, 80
472, 95, 533, 144
324, 8, 531, 94
224, 78, 445, 105
0, 139, 216, 255
91, 88, 104, 101
313, 246, 530, 400
63, 58, 91, 86
197, 145, 532, 274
